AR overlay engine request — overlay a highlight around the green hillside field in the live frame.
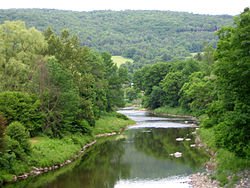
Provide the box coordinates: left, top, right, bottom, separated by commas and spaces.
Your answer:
111, 56, 134, 67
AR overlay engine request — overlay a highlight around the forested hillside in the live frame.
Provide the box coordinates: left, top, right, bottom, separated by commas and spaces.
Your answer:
0, 9, 233, 71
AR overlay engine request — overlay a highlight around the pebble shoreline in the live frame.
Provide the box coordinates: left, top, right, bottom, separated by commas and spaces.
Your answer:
188, 131, 249, 188
189, 170, 249, 188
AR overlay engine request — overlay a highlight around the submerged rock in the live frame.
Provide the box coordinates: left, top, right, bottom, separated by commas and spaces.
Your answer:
169, 152, 182, 157
176, 138, 184, 141
174, 152, 182, 158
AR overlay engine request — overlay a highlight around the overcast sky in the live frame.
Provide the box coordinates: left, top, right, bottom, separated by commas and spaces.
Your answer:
1, 0, 249, 15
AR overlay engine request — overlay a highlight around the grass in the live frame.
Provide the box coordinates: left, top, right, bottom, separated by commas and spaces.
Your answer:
93, 112, 135, 135
198, 128, 250, 187
0, 112, 135, 184
111, 56, 134, 67
30, 134, 93, 167
30, 112, 135, 167
153, 105, 193, 116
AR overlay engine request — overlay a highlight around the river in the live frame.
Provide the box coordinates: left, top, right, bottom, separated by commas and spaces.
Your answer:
4, 107, 209, 188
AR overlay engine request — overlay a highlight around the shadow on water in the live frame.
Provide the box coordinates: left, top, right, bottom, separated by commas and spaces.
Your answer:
4, 108, 209, 188
3, 137, 131, 188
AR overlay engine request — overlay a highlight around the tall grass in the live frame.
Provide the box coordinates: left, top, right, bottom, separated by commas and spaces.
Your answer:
93, 112, 135, 135
30, 134, 92, 167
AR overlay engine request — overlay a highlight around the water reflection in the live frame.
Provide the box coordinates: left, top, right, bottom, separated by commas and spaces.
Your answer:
115, 176, 191, 188
4, 109, 209, 188
133, 128, 208, 171
40, 138, 131, 188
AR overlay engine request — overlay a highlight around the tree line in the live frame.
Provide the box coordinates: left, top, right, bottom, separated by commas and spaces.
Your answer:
0, 9, 233, 71
132, 8, 249, 158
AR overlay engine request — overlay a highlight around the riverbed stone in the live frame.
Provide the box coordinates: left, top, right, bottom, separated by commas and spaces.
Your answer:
176, 138, 184, 141
32, 167, 40, 171
173, 152, 182, 157
13, 175, 17, 181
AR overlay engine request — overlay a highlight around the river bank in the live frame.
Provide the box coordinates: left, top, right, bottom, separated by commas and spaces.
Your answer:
136, 106, 250, 188
189, 170, 250, 188
2, 107, 249, 188
0, 112, 136, 186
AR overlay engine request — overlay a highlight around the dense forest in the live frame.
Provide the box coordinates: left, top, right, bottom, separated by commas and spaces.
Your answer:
0, 9, 233, 71
132, 8, 249, 159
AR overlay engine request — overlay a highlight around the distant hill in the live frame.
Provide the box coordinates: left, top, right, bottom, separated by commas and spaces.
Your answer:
0, 9, 233, 69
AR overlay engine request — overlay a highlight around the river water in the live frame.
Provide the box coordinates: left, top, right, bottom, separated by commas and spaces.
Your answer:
4, 108, 209, 188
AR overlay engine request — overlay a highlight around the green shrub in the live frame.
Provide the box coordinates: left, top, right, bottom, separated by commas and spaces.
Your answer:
11, 160, 29, 175
6, 121, 31, 155
0, 170, 13, 184
0, 152, 16, 171
7, 138, 25, 159
75, 120, 93, 135
0, 91, 43, 136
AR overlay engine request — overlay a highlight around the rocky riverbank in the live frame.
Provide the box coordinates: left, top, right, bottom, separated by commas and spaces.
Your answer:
189, 170, 249, 188
9, 140, 97, 183
189, 131, 249, 188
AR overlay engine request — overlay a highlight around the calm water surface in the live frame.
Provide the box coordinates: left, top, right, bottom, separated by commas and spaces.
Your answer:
4, 108, 209, 188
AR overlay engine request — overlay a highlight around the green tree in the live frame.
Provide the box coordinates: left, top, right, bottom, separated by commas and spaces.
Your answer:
144, 86, 166, 109
202, 42, 215, 66
34, 57, 79, 135
125, 88, 137, 102
160, 72, 183, 107
0, 21, 47, 91
205, 8, 250, 157
179, 72, 216, 114
102, 52, 127, 110
142, 62, 172, 95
